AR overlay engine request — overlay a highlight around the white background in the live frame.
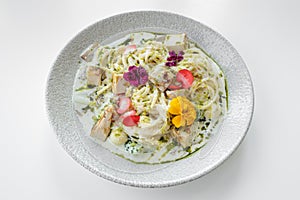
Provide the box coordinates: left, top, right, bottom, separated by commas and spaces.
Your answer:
1, 0, 299, 199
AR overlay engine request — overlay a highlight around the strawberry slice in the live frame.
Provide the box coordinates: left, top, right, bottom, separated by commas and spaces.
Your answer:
119, 110, 137, 120
124, 44, 137, 54
117, 97, 131, 114
123, 115, 140, 126
176, 69, 194, 89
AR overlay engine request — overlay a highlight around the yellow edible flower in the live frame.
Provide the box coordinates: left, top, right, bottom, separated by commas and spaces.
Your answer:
168, 96, 196, 128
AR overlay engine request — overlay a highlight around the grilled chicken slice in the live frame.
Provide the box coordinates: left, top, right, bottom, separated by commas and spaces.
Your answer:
90, 105, 114, 141
171, 127, 194, 148
80, 43, 99, 62
86, 66, 103, 86
112, 73, 129, 94
164, 34, 187, 53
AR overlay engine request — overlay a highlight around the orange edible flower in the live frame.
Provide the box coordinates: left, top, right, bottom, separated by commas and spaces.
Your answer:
168, 96, 196, 128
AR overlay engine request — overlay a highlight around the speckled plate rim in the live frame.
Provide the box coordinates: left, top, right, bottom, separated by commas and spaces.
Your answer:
46, 11, 254, 188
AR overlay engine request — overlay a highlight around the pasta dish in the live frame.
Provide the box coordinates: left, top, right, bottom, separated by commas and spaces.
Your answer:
73, 32, 227, 164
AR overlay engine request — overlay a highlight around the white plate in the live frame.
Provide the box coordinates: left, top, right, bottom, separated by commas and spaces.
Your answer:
46, 11, 254, 188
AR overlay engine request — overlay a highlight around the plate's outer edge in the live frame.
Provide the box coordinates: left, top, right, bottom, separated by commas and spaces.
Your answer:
46, 11, 254, 188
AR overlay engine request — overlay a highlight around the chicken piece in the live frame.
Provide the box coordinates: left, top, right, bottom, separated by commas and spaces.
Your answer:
80, 43, 99, 62
164, 34, 187, 53
90, 105, 114, 141
166, 89, 189, 99
112, 73, 129, 94
86, 66, 103, 86
149, 65, 175, 92
171, 126, 194, 148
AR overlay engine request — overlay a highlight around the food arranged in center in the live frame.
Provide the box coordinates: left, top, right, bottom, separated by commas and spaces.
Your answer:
73, 32, 227, 164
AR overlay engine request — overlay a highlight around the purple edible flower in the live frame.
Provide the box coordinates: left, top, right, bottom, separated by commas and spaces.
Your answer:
167, 57, 173, 61
123, 66, 148, 87
177, 51, 184, 62
165, 61, 177, 67
168, 51, 177, 60
165, 50, 185, 67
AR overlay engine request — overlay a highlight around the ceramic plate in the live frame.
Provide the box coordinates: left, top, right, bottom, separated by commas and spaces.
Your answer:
46, 11, 254, 187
